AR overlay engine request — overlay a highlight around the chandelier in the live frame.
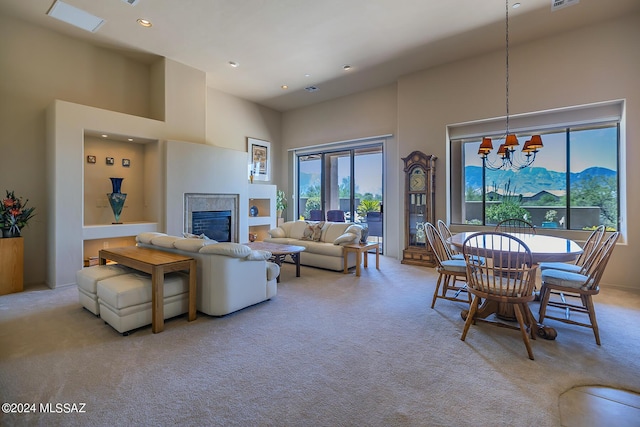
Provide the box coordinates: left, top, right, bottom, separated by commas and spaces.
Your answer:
478, 0, 543, 171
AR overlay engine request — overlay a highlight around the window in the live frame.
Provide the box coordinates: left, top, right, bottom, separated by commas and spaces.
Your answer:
449, 102, 621, 231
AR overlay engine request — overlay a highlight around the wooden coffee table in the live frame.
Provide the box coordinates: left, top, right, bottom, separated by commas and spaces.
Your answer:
343, 242, 380, 276
99, 246, 196, 333
244, 242, 306, 282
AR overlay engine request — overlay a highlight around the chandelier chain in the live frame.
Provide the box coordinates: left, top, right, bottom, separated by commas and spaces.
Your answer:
505, 0, 510, 134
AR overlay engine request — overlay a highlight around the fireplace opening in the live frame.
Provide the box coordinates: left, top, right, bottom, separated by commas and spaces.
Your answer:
192, 210, 231, 242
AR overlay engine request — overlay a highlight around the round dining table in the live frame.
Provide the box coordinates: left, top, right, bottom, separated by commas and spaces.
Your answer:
447, 231, 583, 340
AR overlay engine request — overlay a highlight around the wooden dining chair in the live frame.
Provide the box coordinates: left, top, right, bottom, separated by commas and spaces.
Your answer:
425, 222, 471, 309
461, 231, 538, 360
495, 218, 536, 235
538, 231, 619, 345
437, 219, 463, 260
539, 225, 605, 274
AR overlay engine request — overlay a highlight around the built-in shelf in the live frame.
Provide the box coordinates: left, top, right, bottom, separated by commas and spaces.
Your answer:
83, 222, 159, 240
248, 185, 276, 241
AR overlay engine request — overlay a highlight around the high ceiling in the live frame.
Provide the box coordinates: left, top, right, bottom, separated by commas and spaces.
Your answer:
2, 0, 639, 112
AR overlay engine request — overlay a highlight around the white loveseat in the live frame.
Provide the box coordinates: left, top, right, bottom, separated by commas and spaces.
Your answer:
264, 220, 362, 271
135, 233, 280, 316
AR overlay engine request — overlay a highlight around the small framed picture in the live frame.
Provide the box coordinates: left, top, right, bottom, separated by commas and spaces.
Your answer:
122, 158, 131, 167
87, 155, 96, 164
106, 157, 114, 165
247, 137, 271, 181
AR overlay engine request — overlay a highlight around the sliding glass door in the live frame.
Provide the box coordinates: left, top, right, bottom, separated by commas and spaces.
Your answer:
297, 144, 383, 250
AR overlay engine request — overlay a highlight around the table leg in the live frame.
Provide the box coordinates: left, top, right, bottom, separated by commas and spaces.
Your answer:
151, 265, 164, 334
188, 259, 196, 322
355, 250, 362, 277
375, 246, 380, 269
272, 255, 283, 283
293, 253, 301, 277
363, 249, 368, 268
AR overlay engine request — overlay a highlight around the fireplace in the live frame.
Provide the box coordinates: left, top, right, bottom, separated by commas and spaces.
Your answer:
192, 211, 231, 241
184, 193, 239, 242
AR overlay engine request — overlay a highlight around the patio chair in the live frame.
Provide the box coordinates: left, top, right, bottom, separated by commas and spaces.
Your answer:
538, 231, 620, 345
425, 222, 470, 309
327, 210, 345, 222
461, 231, 538, 360
495, 218, 536, 235
309, 210, 324, 221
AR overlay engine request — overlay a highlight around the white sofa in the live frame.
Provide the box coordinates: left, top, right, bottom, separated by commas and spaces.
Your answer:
135, 232, 280, 316
264, 220, 362, 271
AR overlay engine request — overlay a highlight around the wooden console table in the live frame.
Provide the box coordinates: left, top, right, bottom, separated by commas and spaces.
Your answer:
0, 237, 24, 296
99, 246, 196, 333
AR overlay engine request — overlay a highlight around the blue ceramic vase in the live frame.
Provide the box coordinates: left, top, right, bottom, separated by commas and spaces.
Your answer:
107, 177, 127, 224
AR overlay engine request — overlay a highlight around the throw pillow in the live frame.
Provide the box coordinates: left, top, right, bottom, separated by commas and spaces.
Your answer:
301, 221, 324, 241
333, 232, 357, 245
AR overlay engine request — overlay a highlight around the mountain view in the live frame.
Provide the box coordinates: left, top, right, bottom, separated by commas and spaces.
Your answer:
464, 166, 617, 195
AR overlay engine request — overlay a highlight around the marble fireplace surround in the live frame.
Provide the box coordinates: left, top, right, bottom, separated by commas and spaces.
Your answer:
184, 193, 239, 242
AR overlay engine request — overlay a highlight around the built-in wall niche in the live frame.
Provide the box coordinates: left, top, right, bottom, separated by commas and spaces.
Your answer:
83, 236, 137, 264
83, 131, 159, 226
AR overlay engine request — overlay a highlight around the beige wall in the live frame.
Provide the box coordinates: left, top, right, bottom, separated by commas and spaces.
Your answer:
0, 14, 281, 287
282, 13, 640, 289
0, 14, 152, 286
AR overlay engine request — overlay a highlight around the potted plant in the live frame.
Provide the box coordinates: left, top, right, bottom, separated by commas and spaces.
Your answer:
1, 190, 36, 238
276, 189, 287, 218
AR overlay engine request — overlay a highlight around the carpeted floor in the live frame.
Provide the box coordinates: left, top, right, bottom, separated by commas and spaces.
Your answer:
1, 256, 639, 426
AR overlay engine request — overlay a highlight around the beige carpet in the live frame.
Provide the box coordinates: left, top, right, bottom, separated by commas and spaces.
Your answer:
1, 257, 639, 427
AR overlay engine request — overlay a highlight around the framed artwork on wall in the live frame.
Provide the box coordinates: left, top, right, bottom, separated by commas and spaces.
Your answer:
87, 155, 96, 164
106, 157, 114, 165
122, 158, 130, 167
247, 137, 271, 181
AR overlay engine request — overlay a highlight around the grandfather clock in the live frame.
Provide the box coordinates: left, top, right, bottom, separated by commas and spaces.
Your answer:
401, 151, 436, 267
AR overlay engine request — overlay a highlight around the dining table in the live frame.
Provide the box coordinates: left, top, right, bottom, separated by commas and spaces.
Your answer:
447, 231, 583, 340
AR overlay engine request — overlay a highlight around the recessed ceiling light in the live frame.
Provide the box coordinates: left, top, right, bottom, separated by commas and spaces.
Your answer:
47, 0, 105, 33
101, 134, 108, 138
343, 65, 352, 71
228, 61, 239, 68
281, 85, 288, 90
513, 2, 521, 8
304, 74, 311, 77
127, 138, 134, 142
136, 18, 152, 27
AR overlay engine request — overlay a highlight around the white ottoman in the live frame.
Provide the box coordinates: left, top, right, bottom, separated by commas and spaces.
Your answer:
76, 265, 132, 315
97, 272, 190, 335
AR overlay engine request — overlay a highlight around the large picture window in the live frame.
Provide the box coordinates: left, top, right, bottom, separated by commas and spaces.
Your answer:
449, 103, 621, 231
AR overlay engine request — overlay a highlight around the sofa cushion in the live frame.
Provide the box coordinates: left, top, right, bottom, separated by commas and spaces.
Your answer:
268, 227, 286, 238
182, 232, 213, 240
199, 242, 252, 258
136, 232, 168, 244
150, 235, 181, 248
173, 237, 218, 252
288, 221, 310, 239
304, 241, 345, 257
322, 222, 347, 243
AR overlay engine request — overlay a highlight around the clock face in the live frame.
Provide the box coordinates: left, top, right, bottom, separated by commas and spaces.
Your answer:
409, 169, 426, 191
